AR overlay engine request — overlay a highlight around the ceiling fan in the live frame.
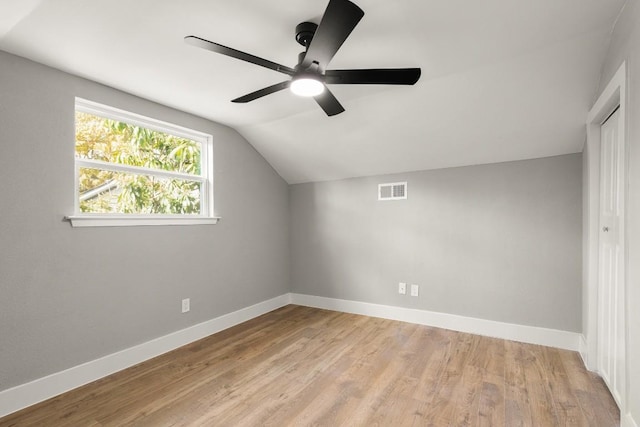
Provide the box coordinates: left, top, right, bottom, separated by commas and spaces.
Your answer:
185, 0, 421, 116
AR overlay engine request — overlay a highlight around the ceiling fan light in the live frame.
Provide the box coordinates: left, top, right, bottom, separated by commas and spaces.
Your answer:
290, 77, 324, 97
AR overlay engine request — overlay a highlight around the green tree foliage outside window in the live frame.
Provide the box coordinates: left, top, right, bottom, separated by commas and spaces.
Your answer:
75, 112, 203, 215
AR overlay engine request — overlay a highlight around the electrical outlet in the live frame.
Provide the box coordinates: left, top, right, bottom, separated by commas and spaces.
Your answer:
398, 282, 407, 295
411, 284, 419, 297
181, 298, 190, 313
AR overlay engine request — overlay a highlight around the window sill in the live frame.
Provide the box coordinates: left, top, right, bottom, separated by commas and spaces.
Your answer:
65, 215, 220, 228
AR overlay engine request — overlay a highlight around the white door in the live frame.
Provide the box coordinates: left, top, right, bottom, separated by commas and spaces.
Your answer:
597, 106, 626, 408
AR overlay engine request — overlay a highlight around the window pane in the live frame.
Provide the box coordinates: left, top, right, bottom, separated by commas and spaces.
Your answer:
75, 112, 202, 175
79, 168, 201, 215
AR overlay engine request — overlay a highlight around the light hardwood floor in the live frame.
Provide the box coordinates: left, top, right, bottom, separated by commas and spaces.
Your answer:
0, 305, 619, 426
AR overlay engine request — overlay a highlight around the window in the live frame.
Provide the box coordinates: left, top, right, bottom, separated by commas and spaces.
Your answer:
67, 98, 217, 227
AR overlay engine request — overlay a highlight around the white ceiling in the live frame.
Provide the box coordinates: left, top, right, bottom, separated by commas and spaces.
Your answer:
0, 0, 626, 183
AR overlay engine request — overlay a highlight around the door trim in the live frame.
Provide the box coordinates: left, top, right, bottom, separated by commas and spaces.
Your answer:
584, 61, 627, 410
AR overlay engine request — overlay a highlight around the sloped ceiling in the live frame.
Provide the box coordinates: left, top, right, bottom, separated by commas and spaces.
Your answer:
0, 0, 626, 183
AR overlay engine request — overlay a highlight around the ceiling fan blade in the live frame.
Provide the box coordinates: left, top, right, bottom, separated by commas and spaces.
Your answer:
231, 81, 291, 103
314, 87, 345, 116
185, 35, 296, 76
324, 68, 421, 85
302, 0, 364, 70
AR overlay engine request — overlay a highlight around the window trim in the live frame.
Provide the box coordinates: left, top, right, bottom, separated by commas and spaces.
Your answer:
68, 98, 218, 227
65, 215, 219, 227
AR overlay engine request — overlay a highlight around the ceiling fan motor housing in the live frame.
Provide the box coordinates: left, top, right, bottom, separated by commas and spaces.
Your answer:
295, 22, 318, 47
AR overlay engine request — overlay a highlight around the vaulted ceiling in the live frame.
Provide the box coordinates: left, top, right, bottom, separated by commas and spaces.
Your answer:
0, 0, 626, 183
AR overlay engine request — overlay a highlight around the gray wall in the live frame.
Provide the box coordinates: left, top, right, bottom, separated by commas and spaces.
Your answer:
582, 139, 590, 337
290, 154, 582, 332
0, 51, 290, 391
596, 0, 640, 421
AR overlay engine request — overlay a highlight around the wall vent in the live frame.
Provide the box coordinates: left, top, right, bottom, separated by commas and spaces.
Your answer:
378, 182, 407, 201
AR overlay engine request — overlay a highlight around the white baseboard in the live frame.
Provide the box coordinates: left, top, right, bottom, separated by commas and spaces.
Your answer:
0, 293, 588, 419
0, 294, 291, 418
290, 293, 580, 351
623, 413, 639, 427
579, 334, 589, 366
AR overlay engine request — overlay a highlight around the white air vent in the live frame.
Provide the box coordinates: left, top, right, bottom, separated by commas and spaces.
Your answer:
378, 182, 407, 201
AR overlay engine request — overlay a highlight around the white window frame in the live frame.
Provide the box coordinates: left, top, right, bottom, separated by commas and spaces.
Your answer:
67, 98, 219, 227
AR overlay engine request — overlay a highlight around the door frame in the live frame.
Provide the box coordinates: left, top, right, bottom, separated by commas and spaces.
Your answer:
584, 61, 627, 409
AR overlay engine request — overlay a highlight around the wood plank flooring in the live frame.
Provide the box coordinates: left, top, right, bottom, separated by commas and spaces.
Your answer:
0, 305, 619, 426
